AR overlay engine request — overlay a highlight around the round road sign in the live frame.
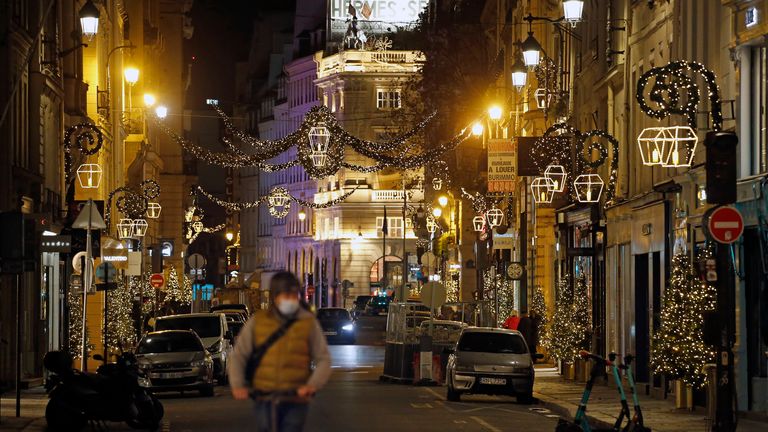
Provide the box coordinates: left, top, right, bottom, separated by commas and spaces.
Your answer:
421, 281, 446, 309
705, 205, 744, 244
150, 273, 165, 288
187, 253, 206, 269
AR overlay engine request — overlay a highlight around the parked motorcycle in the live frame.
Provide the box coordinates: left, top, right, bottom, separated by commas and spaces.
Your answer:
43, 350, 164, 431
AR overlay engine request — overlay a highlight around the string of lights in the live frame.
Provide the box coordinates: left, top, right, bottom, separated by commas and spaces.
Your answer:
636, 60, 723, 131
105, 180, 161, 230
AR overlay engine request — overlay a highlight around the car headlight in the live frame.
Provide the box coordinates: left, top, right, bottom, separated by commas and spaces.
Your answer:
138, 377, 151, 388
207, 341, 221, 353
342, 324, 354, 331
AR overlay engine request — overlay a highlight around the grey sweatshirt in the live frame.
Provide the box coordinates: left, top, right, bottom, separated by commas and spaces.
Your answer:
227, 308, 332, 391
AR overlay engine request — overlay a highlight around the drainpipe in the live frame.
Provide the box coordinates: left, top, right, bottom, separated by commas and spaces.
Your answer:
621, 2, 633, 198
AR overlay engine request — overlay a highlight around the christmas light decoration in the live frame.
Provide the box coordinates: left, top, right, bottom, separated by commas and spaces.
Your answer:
68, 287, 90, 358
64, 123, 103, 188
658, 126, 698, 168
267, 187, 291, 218
76, 163, 102, 189
193, 184, 359, 215
426, 215, 437, 233
651, 251, 717, 388
544, 164, 567, 193
482, 269, 518, 326
104, 277, 135, 350
637, 127, 666, 166
472, 215, 485, 232
636, 60, 723, 131
146, 202, 162, 219
192, 221, 204, 233
530, 285, 550, 352
573, 174, 604, 203
117, 219, 134, 239
486, 208, 504, 228
132, 219, 149, 237
105, 180, 161, 231
531, 176, 556, 204
547, 275, 590, 363
432, 177, 443, 190
308, 123, 331, 167
534, 88, 551, 109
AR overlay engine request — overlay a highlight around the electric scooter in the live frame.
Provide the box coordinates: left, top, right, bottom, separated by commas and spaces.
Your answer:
607, 352, 632, 431
555, 350, 617, 432
621, 355, 650, 432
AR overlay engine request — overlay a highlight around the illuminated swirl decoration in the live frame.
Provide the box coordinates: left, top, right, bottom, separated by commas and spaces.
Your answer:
193, 184, 359, 218
105, 180, 161, 230
153, 105, 472, 179
532, 123, 619, 207
636, 60, 723, 131
64, 124, 104, 187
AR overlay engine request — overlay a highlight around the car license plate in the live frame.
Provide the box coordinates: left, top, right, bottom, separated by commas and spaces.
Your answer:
153, 372, 185, 379
323, 331, 337, 336
378, 311, 387, 316
480, 377, 506, 385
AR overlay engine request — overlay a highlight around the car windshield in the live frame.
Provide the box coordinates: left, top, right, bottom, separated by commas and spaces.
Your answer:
137, 333, 203, 354
155, 316, 221, 338
369, 297, 389, 306
458, 332, 528, 354
317, 309, 350, 320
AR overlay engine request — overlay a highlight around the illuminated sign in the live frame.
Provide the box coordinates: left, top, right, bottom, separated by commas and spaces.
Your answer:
102, 255, 128, 262
328, 0, 429, 41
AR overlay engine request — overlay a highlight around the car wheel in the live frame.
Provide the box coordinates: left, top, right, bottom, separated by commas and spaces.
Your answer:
200, 384, 215, 397
446, 385, 461, 402
516, 391, 534, 404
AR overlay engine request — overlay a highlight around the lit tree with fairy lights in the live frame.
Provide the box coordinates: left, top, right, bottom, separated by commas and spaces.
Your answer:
105, 277, 136, 349
548, 275, 591, 363
652, 251, 717, 388
530, 285, 550, 351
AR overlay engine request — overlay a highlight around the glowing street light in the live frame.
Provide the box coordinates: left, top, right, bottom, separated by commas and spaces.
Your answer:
225, 231, 234, 242
521, 32, 542, 67
298, 208, 307, 221
155, 105, 168, 119
488, 105, 503, 121
143, 94, 156, 107
511, 56, 528, 90
79, 0, 100, 40
563, 1, 585, 27
123, 67, 139, 85
471, 122, 484, 136
438, 195, 449, 207
432, 207, 443, 218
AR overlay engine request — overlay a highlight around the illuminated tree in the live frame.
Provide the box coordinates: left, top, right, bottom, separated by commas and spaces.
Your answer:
652, 251, 717, 388
548, 275, 591, 363
105, 277, 136, 350
530, 285, 550, 350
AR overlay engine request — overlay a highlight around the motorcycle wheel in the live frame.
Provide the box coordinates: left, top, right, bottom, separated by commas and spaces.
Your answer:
46, 399, 86, 431
126, 393, 164, 430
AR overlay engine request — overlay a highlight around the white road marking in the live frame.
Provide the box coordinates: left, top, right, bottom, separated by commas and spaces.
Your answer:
422, 387, 444, 399
470, 416, 503, 432
410, 402, 434, 408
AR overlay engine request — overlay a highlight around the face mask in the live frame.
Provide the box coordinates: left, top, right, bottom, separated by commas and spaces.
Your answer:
277, 299, 300, 316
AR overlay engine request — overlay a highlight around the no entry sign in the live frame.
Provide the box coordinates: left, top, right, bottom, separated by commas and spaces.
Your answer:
150, 273, 165, 288
705, 206, 744, 244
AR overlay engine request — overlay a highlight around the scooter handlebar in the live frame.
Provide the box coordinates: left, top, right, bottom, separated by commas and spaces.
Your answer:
579, 350, 611, 366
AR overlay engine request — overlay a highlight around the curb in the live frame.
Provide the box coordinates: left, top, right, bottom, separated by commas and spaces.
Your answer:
534, 392, 615, 429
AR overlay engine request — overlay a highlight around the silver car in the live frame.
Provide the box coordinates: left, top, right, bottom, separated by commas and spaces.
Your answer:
445, 327, 542, 403
136, 330, 215, 397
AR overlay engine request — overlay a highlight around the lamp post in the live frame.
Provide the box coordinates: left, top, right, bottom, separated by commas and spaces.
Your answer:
79, 0, 100, 40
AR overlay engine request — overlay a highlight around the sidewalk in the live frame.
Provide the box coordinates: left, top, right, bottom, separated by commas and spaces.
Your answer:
0, 387, 47, 432
533, 366, 766, 432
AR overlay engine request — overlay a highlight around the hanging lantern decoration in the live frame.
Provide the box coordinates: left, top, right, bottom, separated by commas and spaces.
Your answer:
636, 127, 666, 166
472, 215, 485, 232
531, 177, 556, 204
573, 174, 604, 203
308, 123, 331, 167
534, 88, 551, 110
192, 221, 204, 233
132, 219, 149, 237
659, 126, 698, 168
432, 177, 443, 191
76, 163, 103, 189
146, 202, 162, 219
544, 164, 568, 193
267, 187, 291, 218
426, 215, 437, 233
486, 208, 504, 228
117, 219, 134, 239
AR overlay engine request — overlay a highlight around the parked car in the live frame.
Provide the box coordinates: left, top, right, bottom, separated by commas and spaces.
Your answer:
210, 303, 249, 318
154, 313, 232, 383
365, 296, 391, 316
219, 310, 246, 324
445, 327, 543, 403
227, 321, 244, 340
135, 330, 215, 397
350, 295, 372, 318
317, 308, 356, 344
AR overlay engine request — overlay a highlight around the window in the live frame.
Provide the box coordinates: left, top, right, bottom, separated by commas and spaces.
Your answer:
376, 217, 404, 238
333, 217, 340, 238
376, 89, 401, 109
747, 46, 768, 175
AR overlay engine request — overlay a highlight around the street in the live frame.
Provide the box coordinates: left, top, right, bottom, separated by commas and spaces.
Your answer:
155, 316, 559, 431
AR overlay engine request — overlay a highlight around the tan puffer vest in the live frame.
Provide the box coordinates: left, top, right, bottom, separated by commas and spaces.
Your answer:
251, 310, 313, 392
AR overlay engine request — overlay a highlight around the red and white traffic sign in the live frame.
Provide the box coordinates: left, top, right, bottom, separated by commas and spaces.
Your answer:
150, 273, 165, 288
706, 206, 744, 244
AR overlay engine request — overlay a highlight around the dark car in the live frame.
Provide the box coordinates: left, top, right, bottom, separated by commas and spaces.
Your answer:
317, 308, 356, 344
210, 303, 249, 318
350, 295, 372, 318
136, 330, 215, 397
365, 296, 391, 316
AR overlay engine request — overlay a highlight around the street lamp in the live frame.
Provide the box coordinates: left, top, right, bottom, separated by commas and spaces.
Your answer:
471, 122, 484, 136
298, 208, 307, 221
79, 0, 100, 40
123, 67, 139, 85
511, 56, 528, 90
225, 231, 234, 242
438, 195, 449, 207
563, 1, 585, 27
432, 207, 442, 218
143, 94, 156, 107
488, 105, 503, 121
155, 105, 168, 119
521, 31, 542, 67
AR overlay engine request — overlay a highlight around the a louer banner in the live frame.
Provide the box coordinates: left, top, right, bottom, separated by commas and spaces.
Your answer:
488, 139, 517, 193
